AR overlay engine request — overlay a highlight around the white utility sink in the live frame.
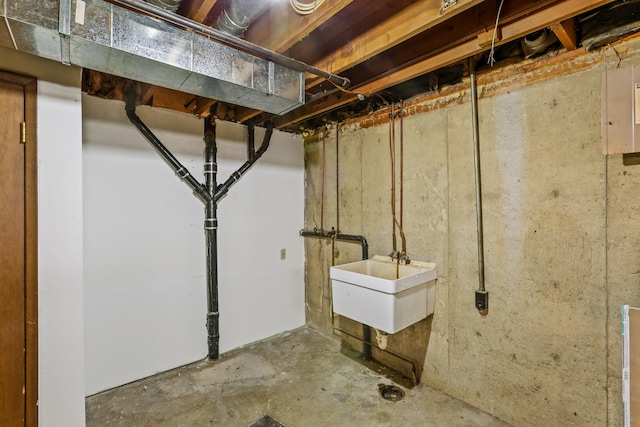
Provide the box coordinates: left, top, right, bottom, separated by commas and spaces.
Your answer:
330, 255, 437, 334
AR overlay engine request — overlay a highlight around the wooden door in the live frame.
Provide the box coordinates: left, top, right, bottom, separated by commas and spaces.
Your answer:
0, 73, 37, 427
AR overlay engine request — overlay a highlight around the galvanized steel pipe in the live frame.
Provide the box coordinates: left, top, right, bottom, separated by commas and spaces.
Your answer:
216, 0, 268, 37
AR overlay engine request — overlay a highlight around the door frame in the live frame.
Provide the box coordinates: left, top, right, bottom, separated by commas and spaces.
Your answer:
0, 70, 38, 427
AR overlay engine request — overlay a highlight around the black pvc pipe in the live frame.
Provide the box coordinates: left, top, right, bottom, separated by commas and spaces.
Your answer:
247, 121, 255, 162
214, 123, 273, 203
125, 92, 211, 205
299, 229, 369, 261
125, 91, 273, 361
299, 228, 371, 359
204, 118, 220, 360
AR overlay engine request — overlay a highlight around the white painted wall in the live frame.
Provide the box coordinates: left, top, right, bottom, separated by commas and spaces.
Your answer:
82, 96, 305, 395
0, 47, 87, 426
38, 81, 86, 427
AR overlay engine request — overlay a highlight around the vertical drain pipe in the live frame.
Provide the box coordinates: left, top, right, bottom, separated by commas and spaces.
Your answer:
204, 118, 220, 360
125, 88, 273, 360
469, 58, 489, 314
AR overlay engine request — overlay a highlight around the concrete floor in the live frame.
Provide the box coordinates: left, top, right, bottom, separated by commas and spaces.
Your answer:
86, 327, 510, 426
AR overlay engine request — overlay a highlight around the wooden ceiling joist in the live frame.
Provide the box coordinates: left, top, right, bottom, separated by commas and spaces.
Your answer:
550, 18, 579, 50
183, 0, 220, 24
244, 0, 355, 53
273, 0, 616, 129
304, 0, 485, 90
82, 0, 625, 130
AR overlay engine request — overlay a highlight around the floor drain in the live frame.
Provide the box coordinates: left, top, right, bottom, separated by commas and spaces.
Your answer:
378, 384, 405, 402
250, 415, 285, 427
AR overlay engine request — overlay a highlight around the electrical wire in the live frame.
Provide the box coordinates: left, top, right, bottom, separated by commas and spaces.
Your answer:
487, 0, 506, 67
290, 0, 325, 15
328, 79, 366, 100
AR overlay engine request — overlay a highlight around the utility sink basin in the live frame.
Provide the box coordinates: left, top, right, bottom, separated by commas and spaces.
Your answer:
330, 255, 437, 334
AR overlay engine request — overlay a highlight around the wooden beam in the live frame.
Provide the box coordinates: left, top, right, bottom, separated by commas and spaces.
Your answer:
477, 27, 501, 48
184, 0, 219, 23
305, 0, 485, 89
274, 0, 616, 128
194, 98, 217, 117
235, 107, 263, 123
140, 85, 155, 105
550, 18, 578, 50
244, 0, 354, 53
501, 0, 612, 40
146, 86, 196, 114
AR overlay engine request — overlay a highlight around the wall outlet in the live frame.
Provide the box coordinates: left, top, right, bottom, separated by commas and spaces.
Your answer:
280, 248, 286, 260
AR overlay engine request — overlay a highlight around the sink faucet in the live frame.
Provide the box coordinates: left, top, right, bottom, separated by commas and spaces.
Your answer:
389, 251, 411, 265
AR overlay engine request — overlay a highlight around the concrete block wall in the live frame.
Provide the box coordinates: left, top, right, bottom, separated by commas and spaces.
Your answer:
303, 38, 640, 426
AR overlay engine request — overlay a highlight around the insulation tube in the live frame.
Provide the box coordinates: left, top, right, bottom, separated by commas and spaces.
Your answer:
216, 0, 267, 37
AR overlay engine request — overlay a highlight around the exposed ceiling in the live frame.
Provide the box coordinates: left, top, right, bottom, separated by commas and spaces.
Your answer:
84, 0, 640, 131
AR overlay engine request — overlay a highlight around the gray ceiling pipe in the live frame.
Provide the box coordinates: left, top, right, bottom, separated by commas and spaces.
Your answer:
216, 0, 268, 37
144, 0, 182, 12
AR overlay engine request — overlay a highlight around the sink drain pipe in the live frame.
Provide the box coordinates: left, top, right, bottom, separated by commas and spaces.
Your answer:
299, 228, 371, 359
469, 58, 488, 314
125, 90, 273, 360
299, 228, 368, 262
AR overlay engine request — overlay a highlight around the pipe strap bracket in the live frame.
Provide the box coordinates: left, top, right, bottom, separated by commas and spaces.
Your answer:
58, 0, 72, 65
204, 162, 217, 174
205, 218, 218, 230
175, 166, 190, 180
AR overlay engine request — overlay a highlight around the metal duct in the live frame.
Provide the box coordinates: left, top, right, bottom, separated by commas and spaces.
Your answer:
216, 0, 267, 37
0, 0, 304, 114
144, 0, 181, 12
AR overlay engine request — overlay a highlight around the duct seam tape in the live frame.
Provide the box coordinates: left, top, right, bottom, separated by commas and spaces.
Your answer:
75, 0, 86, 25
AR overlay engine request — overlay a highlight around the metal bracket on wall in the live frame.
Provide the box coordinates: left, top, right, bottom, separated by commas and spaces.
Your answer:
58, 0, 72, 65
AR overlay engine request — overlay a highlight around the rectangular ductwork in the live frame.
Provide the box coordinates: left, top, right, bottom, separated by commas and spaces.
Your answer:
0, 0, 304, 114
